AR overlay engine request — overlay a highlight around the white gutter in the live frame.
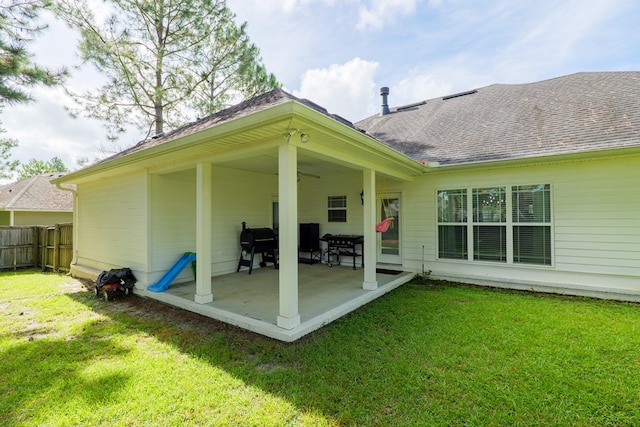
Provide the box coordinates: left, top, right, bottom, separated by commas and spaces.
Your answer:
55, 183, 79, 266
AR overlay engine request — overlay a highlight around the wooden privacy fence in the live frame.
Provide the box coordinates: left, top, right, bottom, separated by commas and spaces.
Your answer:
0, 224, 73, 272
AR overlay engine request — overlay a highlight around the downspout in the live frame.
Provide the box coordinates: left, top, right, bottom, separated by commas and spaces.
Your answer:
55, 183, 79, 266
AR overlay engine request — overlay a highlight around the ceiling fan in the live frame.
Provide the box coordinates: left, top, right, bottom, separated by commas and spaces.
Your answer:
276, 169, 320, 181
297, 169, 320, 180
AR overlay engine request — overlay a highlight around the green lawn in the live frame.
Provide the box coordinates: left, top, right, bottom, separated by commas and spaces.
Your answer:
2, 270, 640, 426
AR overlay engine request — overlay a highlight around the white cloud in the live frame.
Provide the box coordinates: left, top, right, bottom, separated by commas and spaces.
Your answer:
240, 0, 336, 14
2, 0, 638, 184
356, 0, 418, 31
504, 0, 617, 68
2, 86, 138, 173
391, 71, 453, 106
293, 58, 380, 121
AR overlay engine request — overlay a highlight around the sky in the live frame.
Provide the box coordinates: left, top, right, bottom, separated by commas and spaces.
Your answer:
2, 0, 640, 179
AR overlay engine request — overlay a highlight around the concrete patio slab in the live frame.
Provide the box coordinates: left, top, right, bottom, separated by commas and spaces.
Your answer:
137, 263, 414, 342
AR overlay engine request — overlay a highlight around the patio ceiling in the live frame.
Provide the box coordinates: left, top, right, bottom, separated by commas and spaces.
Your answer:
215, 149, 361, 179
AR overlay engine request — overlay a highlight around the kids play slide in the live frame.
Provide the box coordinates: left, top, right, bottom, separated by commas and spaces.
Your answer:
147, 252, 196, 292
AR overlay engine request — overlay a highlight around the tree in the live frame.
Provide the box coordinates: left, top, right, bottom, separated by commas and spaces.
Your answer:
188, 20, 279, 117
56, 0, 279, 140
0, 120, 19, 179
0, 0, 67, 104
0, 1, 67, 178
17, 156, 68, 179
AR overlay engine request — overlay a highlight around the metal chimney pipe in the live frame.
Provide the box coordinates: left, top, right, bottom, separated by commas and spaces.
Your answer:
380, 87, 390, 116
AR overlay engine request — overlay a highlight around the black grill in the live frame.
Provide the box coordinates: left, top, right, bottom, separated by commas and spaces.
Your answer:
237, 222, 278, 274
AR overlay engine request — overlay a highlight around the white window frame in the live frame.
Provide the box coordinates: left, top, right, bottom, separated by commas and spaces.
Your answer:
436, 184, 553, 266
327, 195, 347, 223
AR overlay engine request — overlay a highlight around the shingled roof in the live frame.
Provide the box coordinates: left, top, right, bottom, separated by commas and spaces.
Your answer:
356, 71, 640, 166
0, 174, 73, 211
100, 88, 355, 164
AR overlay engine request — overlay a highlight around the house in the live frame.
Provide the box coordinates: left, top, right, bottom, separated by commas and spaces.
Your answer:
356, 71, 640, 300
0, 173, 73, 226
53, 71, 640, 341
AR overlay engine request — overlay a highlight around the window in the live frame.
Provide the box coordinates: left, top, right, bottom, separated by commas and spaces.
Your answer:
473, 187, 506, 262
328, 195, 347, 222
512, 184, 551, 265
437, 189, 467, 259
437, 184, 552, 266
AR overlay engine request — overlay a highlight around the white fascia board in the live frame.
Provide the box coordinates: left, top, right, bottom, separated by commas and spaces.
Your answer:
53, 98, 428, 185
289, 103, 426, 179
52, 102, 299, 185
425, 145, 640, 173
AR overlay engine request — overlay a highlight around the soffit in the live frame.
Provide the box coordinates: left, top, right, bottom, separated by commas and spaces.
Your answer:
58, 100, 426, 184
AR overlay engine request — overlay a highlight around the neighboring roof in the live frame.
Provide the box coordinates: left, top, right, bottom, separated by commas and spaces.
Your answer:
356, 71, 640, 166
0, 174, 74, 211
99, 88, 355, 165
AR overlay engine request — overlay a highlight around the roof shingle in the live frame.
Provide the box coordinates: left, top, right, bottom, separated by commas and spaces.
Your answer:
98, 88, 355, 165
0, 174, 74, 211
356, 71, 640, 165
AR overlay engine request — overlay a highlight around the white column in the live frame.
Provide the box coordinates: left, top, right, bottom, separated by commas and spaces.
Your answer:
195, 162, 213, 304
363, 169, 378, 290
277, 143, 301, 329
72, 191, 79, 265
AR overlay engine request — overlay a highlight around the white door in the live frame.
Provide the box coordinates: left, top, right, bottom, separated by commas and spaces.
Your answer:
377, 193, 401, 264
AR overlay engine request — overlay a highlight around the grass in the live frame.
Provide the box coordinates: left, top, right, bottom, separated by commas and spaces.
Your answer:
2, 270, 640, 426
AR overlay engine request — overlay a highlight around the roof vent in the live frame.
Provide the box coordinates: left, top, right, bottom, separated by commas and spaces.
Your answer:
396, 100, 427, 112
380, 87, 390, 116
442, 89, 477, 101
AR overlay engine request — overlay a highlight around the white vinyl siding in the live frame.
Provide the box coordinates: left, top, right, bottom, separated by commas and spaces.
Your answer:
150, 170, 196, 282
0, 211, 10, 225
12, 211, 73, 226
298, 171, 364, 235
210, 166, 276, 273
553, 159, 640, 277
76, 171, 147, 271
149, 166, 277, 283
400, 154, 640, 292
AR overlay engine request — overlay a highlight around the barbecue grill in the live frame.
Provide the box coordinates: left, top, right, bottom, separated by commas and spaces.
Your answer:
237, 222, 278, 274
321, 234, 364, 269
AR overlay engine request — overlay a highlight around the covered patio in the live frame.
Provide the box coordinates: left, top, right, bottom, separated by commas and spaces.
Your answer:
57, 89, 426, 341
139, 264, 414, 342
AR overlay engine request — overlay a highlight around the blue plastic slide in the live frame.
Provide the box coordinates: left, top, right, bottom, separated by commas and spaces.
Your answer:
147, 252, 196, 292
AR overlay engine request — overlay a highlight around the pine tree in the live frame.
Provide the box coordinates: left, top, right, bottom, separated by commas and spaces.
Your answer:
0, 0, 66, 104
0, 1, 66, 179
56, 0, 279, 140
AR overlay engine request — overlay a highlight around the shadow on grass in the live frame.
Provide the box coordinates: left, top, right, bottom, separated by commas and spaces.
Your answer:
8, 277, 640, 425
0, 320, 132, 425
56, 283, 448, 424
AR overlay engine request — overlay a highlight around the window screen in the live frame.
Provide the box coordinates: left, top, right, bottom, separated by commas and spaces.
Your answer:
436, 184, 552, 265
437, 189, 468, 259
328, 195, 347, 223
512, 184, 551, 265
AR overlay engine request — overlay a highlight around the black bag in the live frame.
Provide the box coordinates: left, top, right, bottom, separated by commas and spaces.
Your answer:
96, 268, 137, 289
